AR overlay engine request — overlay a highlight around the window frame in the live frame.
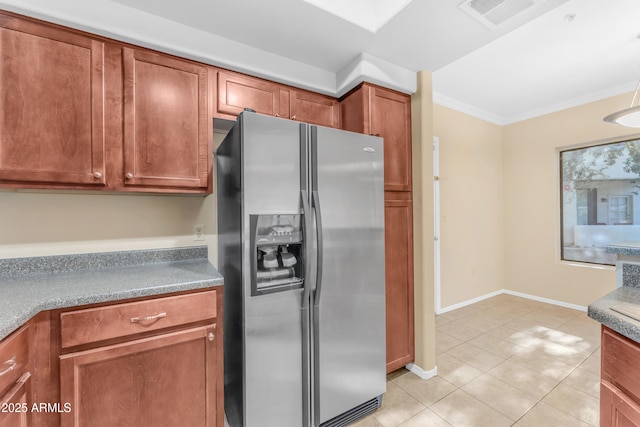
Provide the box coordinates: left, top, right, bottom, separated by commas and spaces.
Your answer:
559, 136, 640, 266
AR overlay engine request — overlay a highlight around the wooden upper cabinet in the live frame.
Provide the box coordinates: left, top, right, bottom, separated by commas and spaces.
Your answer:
0, 13, 106, 187
341, 83, 412, 191
122, 48, 210, 191
290, 90, 339, 128
216, 70, 289, 119
216, 70, 340, 128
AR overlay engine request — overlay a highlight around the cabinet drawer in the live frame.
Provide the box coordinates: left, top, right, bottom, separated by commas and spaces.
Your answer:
602, 326, 640, 402
61, 290, 217, 348
0, 326, 28, 397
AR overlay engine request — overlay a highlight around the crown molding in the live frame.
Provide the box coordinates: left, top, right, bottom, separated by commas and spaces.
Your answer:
433, 91, 507, 125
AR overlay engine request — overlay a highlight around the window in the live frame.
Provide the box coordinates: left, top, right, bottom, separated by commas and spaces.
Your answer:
609, 195, 632, 225
560, 138, 640, 265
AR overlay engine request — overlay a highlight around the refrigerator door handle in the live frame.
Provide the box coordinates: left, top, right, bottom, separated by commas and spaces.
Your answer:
300, 190, 312, 427
310, 127, 324, 307
312, 190, 324, 306
301, 190, 312, 307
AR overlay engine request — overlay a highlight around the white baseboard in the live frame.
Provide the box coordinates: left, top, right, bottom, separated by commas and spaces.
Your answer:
436, 289, 503, 315
502, 289, 587, 312
405, 363, 437, 380
437, 289, 587, 314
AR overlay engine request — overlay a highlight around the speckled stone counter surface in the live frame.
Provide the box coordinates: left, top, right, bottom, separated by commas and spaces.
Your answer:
589, 242, 640, 342
588, 286, 640, 343
606, 241, 640, 256
0, 246, 223, 341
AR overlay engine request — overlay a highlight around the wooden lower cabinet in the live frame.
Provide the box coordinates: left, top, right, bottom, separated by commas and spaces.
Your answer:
0, 325, 31, 427
57, 290, 223, 427
601, 326, 640, 426
0, 289, 223, 427
59, 325, 218, 427
384, 192, 414, 372
601, 380, 640, 427
0, 373, 31, 427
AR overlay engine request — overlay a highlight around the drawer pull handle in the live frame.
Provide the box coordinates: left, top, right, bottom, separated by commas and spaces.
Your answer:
130, 312, 167, 323
0, 357, 16, 376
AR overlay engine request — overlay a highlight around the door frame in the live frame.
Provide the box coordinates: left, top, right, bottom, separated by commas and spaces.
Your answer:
433, 136, 442, 314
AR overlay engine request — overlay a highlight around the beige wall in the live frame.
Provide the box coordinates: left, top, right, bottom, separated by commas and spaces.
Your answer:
0, 132, 227, 265
434, 105, 504, 309
433, 92, 639, 309
502, 93, 639, 306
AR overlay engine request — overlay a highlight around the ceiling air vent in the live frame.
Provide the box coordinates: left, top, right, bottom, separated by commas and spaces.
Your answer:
459, 0, 542, 29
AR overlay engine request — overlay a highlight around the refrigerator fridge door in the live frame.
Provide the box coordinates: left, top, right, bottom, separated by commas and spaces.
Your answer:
241, 113, 310, 427
311, 126, 386, 426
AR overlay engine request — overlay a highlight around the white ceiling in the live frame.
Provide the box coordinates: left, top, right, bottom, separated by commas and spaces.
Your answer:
3, 0, 640, 124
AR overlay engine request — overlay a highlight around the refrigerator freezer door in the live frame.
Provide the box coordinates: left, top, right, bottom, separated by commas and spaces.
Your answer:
312, 126, 386, 425
241, 113, 308, 427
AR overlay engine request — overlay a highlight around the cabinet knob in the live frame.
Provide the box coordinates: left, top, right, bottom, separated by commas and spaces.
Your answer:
93, 172, 103, 179
125, 173, 134, 180
291, 115, 297, 120
208, 332, 215, 342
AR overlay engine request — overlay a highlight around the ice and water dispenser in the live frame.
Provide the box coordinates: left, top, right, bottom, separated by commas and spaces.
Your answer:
250, 214, 304, 296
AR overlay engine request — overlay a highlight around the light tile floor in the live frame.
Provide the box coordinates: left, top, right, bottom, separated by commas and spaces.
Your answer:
353, 293, 601, 427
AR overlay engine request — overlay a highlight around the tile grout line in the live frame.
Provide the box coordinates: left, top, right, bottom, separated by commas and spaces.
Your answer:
432, 299, 599, 426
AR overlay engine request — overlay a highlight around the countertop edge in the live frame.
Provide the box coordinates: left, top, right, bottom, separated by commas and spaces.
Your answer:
606, 242, 640, 256
1, 276, 222, 341
588, 287, 640, 343
0, 249, 223, 341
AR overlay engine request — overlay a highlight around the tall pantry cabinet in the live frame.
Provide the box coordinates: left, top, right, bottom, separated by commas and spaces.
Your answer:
340, 83, 415, 373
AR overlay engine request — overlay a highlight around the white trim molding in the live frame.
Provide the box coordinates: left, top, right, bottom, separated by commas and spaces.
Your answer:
405, 363, 437, 380
502, 289, 587, 312
436, 289, 504, 315
438, 289, 587, 314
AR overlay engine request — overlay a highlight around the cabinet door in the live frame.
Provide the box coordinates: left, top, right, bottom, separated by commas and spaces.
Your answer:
601, 380, 640, 427
0, 14, 105, 186
369, 86, 412, 192
290, 90, 339, 128
217, 70, 289, 118
384, 193, 415, 372
0, 373, 30, 427
60, 325, 218, 427
122, 48, 210, 191
0, 325, 28, 398
340, 83, 412, 192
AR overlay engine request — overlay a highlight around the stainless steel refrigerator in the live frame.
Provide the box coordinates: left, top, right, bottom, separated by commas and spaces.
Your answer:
217, 111, 386, 427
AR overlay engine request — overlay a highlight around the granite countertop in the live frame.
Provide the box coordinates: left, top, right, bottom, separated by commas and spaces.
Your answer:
606, 241, 640, 256
589, 242, 640, 342
588, 286, 640, 343
0, 246, 223, 341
